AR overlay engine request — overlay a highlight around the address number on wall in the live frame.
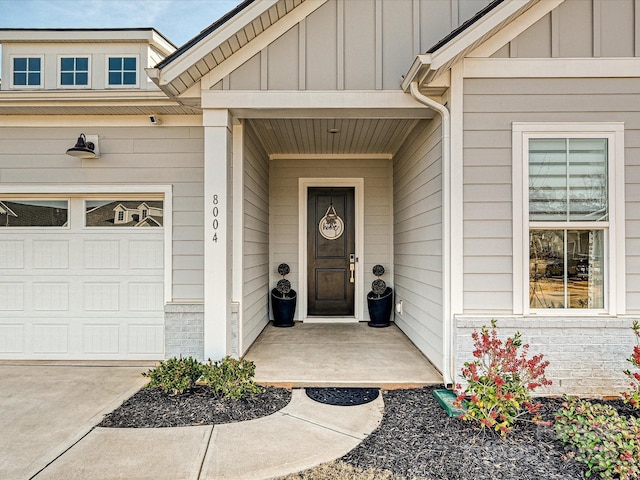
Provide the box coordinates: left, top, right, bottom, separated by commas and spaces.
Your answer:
212, 194, 219, 243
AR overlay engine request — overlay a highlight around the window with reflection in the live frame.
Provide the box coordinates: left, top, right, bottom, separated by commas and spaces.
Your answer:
0, 200, 68, 227
528, 138, 608, 310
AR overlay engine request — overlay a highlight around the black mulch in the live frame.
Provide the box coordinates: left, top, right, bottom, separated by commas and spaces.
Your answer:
98, 385, 291, 428
98, 383, 639, 480
341, 386, 639, 480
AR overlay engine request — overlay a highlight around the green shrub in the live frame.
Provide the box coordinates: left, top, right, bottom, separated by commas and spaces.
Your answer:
200, 356, 262, 399
453, 320, 552, 436
555, 398, 640, 479
142, 356, 203, 395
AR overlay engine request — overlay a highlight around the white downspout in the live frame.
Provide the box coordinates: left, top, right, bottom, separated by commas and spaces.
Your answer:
409, 81, 454, 387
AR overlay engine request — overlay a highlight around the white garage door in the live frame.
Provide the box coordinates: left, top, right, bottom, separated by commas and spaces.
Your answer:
0, 197, 165, 360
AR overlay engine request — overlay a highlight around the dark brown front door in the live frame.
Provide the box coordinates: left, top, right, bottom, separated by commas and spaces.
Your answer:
307, 187, 355, 316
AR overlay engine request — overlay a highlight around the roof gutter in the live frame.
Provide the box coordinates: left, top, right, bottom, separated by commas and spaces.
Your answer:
409, 81, 454, 388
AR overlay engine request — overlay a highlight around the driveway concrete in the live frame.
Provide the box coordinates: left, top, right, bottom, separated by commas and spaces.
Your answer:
0, 363, 148, 480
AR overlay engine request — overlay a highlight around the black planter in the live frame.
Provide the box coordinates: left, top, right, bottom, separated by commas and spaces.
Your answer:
271, 288, 297, 327
367, 287, 393, 327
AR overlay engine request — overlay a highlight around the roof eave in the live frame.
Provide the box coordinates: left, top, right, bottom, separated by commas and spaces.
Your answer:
402, 0, 538, 91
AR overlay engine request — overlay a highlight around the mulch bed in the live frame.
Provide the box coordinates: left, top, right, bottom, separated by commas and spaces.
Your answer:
99, 385, 291, 428
99, 384, 639, 480
342, 386, 639, 480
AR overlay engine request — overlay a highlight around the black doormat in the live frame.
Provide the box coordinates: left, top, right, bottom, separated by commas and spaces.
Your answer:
305, 387, 379, 406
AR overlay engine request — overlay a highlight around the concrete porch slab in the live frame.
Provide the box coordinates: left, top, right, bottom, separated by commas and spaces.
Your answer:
245, 323, 442, 388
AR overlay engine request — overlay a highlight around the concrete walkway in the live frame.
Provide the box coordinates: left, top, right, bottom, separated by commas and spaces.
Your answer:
32, 390, 384, 480
1, 364, 384, 480
0, 363, 148, 480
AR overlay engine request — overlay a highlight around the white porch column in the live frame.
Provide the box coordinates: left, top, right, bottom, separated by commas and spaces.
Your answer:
203, 109, 233, 360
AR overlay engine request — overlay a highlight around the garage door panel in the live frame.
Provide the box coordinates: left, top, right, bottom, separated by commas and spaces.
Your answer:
84, 283, 120, 311
0, 196, 165, 360
84, 240, 120, 269
33, 323, 69, 354
84, 324, 120, 354
0, 283, 25, 311
129, 240, 163, 269
0, 325, 24, 353
0, 241, 24, 268
33, 283, 69, 311
129, 324, 164, 354
33, 240, 69, 269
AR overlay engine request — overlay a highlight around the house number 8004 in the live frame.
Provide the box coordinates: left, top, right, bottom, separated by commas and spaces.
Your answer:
212, 195, 219, 243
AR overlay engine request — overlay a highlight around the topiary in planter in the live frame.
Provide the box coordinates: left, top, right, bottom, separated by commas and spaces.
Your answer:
271, 263, 296, 327
367, 265, 392, 327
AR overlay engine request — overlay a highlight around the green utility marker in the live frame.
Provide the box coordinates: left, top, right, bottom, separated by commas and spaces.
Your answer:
433, 389, 466, 418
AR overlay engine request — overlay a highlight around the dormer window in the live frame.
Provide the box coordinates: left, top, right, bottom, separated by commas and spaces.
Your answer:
107, 56, 138, 87
60, 57, 89, 87
12, 56, 42, 88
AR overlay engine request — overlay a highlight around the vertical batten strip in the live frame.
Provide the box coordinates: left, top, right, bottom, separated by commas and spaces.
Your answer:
375, 0, 383, 90
593, 0, 601, 57
337, 0, 345, 90
551, 7, 560, 57
260, 49, 268, 90
635, 0, 640, 56
298, 18, 306, 90
412, 0, 420, 56
451, 0, 459, 28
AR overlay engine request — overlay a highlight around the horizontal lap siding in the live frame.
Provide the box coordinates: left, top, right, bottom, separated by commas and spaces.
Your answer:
269, 158, 392, 321
393, 118, 443, 371
242, 124, 270, 352
0, 123, 204, 302
463, 77, 640, 313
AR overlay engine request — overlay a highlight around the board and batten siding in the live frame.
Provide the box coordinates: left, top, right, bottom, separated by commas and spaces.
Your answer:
0, 123, 205, 302
223, 0, 491, 91
393, 118, 444, 371
493, 0, 640, 58
242, 123, 270, 352
269, 157, 392, 321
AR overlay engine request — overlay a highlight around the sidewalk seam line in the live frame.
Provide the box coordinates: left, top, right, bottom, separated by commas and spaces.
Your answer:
196, 425, 215, 480
28, 426, 96, 480
281, 413, 364, 440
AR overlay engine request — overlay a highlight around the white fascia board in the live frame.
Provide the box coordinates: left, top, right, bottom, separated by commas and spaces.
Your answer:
157, 0, 281, 86
401, 54, 432, 92
0, 28, 167, 44
429, 0, 532, 72
464, 57, 640, 78
202, 90, 424, 110
200, 0, 330, 90
0, 115, 202, 127
469, 0, 564, 58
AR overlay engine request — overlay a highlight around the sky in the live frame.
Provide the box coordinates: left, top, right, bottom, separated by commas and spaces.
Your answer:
0, 0, 244, 77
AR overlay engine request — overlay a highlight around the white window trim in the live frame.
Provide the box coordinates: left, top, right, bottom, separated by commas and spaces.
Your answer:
57, 55, 92, 89
9, 54, 44, 89
512, 122, 625, 316
105, 55, 139, 88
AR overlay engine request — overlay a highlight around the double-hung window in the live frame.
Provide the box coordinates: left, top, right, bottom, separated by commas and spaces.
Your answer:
12, 56, 42, 88
107, 56, 138, 87
513, 123, 625, 315
60, 56, 89, 87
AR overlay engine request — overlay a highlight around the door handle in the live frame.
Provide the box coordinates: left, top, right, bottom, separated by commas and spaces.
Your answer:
349, 254, 355, 283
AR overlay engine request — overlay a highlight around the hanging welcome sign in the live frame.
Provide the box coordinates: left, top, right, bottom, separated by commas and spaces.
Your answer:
319, 204, 344, 240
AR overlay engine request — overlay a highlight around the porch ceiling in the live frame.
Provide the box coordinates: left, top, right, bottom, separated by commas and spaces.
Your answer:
247, 117, 424, 157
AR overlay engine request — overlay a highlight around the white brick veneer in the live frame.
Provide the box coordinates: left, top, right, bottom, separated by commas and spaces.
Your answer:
455, 316, 639, 397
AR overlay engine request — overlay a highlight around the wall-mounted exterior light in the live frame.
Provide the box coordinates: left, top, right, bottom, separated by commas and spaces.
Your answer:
66, 134, 100, 159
